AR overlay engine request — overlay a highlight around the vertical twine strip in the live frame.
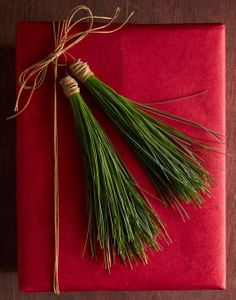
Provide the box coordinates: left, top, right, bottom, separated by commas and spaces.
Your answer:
53, 58, 60, 295
8, 6, 134, 294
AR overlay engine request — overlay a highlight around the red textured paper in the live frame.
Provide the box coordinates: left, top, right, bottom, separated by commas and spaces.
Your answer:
16, 23, 226, 291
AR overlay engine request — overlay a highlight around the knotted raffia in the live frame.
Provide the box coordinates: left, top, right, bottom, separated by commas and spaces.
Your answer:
60, 76, 80, 97
9, 4, 134, 295
69, 60, 93, 83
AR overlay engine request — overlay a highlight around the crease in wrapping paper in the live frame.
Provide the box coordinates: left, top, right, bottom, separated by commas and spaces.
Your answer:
16, 22, 226, 291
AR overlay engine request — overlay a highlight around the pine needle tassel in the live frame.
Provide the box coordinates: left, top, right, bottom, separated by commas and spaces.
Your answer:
60, 75, 168, 271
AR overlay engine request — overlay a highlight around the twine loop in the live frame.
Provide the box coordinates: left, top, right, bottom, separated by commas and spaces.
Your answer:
10, 5, 134, 118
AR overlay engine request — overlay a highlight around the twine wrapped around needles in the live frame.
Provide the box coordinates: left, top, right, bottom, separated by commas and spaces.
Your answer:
10, 5, 134, 295
60, 75, 81, 97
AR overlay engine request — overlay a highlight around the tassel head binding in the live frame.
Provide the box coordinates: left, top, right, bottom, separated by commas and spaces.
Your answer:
69, 60, 93, 83
60, 76, 80, 97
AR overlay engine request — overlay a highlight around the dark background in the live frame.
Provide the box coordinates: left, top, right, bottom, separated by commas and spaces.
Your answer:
0, 0, 235, 299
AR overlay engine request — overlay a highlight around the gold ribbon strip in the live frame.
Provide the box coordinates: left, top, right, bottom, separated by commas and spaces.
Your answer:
9, 5, 134, 295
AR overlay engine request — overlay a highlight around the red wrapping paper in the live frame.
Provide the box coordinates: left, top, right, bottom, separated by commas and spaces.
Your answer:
16, 22, 226, 291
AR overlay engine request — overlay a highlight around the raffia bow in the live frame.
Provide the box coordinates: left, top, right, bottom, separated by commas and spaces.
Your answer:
10, 5, 134, 295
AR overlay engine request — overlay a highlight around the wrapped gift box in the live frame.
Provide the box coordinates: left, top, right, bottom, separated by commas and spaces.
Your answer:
16, 22, 226, 291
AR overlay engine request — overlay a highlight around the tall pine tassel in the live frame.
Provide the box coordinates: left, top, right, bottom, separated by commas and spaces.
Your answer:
69, 60, 219, 209
60, 76, 168, 271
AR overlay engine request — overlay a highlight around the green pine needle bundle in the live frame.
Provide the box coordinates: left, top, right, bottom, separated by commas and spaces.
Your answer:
60, 76, 167, 271
70, 60, 219, 208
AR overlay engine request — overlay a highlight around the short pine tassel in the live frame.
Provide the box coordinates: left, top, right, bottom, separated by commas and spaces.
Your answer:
60, 76, 167, 271
70, 60, 219, 208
